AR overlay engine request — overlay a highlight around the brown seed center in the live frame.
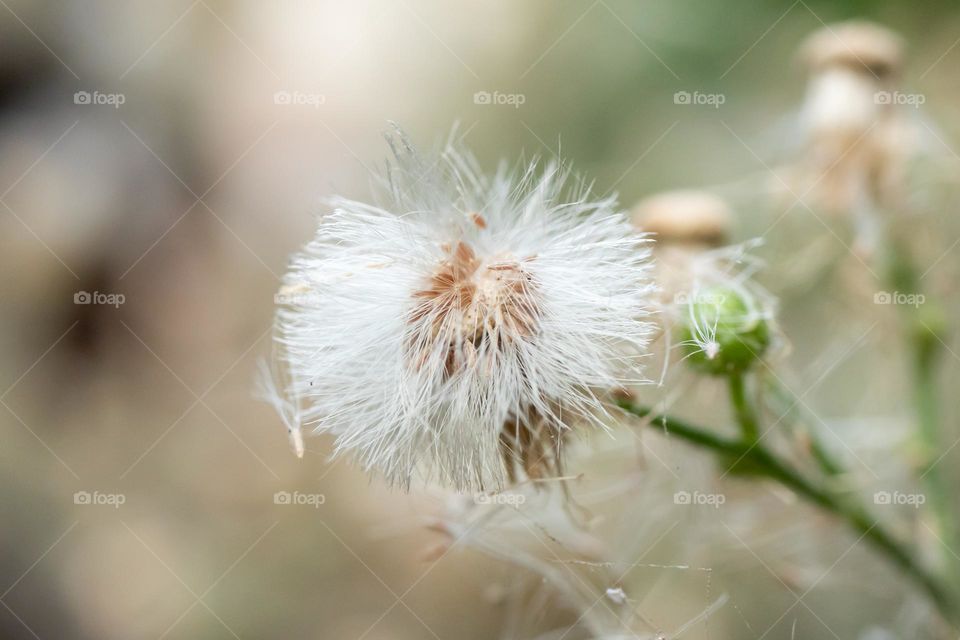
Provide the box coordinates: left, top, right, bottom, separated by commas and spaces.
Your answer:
409, 241, 538, 376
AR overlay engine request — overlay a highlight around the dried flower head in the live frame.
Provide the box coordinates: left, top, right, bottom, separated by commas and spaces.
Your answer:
789, 21, 914, 251
631, 190, 734, 313
796, 22, 905, 147
798, 21, 904, 79
631, 190, 731, 248
264, 130, 655, 491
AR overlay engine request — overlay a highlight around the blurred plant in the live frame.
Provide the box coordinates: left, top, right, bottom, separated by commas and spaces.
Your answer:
793, 20, 960, 612
791, 19, 909, 253
628, 187, 957, 625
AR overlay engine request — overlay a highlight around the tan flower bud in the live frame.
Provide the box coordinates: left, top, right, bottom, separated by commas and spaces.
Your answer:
798, 21, 904, 79
631, 190, 732, 248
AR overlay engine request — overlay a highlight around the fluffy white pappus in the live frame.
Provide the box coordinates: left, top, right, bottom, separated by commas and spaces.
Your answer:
265, 130, 656, 491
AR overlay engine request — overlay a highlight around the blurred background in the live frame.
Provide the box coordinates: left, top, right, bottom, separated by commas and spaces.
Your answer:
2, 0, 960, 638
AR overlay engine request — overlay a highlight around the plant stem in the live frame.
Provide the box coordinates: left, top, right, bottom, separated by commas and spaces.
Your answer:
888, 241, 957, 579
764, 378, 844, 477
910, 319, 959, 583
618, 400, 957, 621
728, 370, 759, 443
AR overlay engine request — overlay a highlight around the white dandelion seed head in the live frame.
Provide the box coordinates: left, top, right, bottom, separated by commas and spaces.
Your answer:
266, 128, 656, 491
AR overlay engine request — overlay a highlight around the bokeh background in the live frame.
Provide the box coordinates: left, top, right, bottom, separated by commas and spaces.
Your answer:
2, 0, 960, 638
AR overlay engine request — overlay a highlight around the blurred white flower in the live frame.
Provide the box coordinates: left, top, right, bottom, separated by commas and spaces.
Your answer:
264, 130, 655, 491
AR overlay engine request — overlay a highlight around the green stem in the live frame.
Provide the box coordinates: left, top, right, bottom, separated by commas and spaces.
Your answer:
618, 400, 957, 622
728, 371, 759, 443
888, 241, 957, 579
914, 344, 943, 480
911, 321, 958, 578
765, 378, 844, 477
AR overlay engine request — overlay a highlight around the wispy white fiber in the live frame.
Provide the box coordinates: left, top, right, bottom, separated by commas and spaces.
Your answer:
264, 128, 656, 491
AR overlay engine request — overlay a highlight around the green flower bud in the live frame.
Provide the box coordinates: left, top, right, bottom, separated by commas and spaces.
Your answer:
677, 285, 771, 375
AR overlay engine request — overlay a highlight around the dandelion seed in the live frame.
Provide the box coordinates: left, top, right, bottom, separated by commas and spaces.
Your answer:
265, 128, 656, 491
605, 586, 627, 604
